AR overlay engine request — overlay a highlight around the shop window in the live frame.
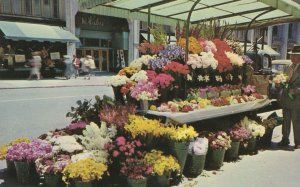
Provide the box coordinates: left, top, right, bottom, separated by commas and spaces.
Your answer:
53, 0, 59, 18
85, 38, 100, 47
0, 0, 11, 13
43, 0, 51, 17
288, 23, 293, 39
272, 26, 278, 36
12, 0, 21, 14
33, 0, 41, 16
101, 40, 109, 48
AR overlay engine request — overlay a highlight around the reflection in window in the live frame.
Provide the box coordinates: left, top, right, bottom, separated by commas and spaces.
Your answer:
43, 0, 51, 17
53, 0, 59, 18
24, 0, 32, 15
33, 0, 41, 16
1, 0, 11, 13
12, 0, 21, 14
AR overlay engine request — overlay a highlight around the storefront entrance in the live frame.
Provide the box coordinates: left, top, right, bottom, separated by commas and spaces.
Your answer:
76, 48, 111, 72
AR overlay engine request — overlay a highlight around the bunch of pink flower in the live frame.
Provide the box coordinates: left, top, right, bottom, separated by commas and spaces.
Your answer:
35, 154, 71, 175
242, 85, 256, 95
203, 40, 217, 53
227, 125, 251, 141
6, 139, 52, 162
120, 158, 153, 179
146, 70, 174, 89
130, 80, 159, 101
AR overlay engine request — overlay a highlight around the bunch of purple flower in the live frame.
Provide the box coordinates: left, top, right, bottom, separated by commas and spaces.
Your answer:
6, 139, 52, 162
148, 57, 169, 70
159, 45, 185, 61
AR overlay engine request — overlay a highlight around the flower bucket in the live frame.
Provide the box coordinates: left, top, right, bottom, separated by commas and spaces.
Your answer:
183, 154, 206, 177
246, 137, 257, 154
74, 180, 93, 187
44, 173, 65, 187
127, 177, 147, 187
139, 100, 149, 112
170, 141, 189, 172
225, 141, 240, 161
206, 148, 225, 169
149, 172, 170, 187
14, 161, 31, 184
259, 129, 274, 147
6, 159, 15, 175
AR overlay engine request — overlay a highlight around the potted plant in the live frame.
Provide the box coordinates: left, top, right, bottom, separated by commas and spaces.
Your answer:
206, 131, 231, 169
62, 158, 108, 187
120, 158, 153, 187
226, 125, 251, 160
6, 139, 52, 184
35, 154, 71, 187
163, 124, 199, 172
0, 137, 30, 175
144, 150, 180, 187
130, 79, 159, 111
184, 137, 208, 177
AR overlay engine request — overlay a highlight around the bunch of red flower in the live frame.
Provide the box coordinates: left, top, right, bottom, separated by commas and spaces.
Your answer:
146, 70, 174, 89
212, 39, 233, 73
163, 61, 190, 75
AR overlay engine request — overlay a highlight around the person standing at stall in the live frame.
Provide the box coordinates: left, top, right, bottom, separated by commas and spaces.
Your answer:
277, 45, 300, 149
72, 54, 81, 78
83, 55, 96, 80
63, 55, 73, 80
27, 56, 42, 80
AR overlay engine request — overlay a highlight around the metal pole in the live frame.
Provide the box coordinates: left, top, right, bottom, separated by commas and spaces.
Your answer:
148, 6, 151, 42
243, 9, 274, 54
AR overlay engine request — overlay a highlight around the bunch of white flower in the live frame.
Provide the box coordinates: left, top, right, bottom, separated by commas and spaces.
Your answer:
106, 75, 130, 87
130, 70, 148, 82
188, 137, 209, 155
200, 51, 218, 69
225, 52, 245, 67
50, 135, 83, 153
129, 55, 155, 70
240, 117, 265, 138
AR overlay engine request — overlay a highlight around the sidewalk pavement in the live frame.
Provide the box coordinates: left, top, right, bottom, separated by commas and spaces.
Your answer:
0, 72, 114, 89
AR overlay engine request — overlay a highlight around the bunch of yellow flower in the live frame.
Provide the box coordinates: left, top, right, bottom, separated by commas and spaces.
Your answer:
177, 37, 203, 54
0, 137, 30, 160
144, 150, 180, 176
118, 67, 138, 77
62, 158, 107, 184
124, 115, 163, 138
197, 98, 211, 108
163, 124, 198, 142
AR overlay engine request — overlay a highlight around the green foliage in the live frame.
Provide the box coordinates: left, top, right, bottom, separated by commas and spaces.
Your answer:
150, 25, 167, 45
66, 95, 115, 124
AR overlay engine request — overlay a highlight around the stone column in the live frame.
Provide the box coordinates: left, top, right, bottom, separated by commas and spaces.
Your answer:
128, 19, 140, 63
65, 0, 78, 56
267, 26, 273, 46
280, 24, 289, 59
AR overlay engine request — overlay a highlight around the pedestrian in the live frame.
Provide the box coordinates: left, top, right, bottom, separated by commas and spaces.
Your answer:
277, 45, 300, 149
72, 54, 81, 78
63, 55, 73, 80
27, 56, 42, 80
83, 55, 96, 80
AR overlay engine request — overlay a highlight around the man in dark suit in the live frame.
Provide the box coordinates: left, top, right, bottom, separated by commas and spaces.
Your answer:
278, 45, 300, 149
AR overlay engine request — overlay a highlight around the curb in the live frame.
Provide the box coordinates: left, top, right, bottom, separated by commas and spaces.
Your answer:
0, 84, 107, 90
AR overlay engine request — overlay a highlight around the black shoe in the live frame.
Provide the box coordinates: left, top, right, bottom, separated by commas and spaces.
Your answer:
277, 140, 290, 146
295, 145, 300, 149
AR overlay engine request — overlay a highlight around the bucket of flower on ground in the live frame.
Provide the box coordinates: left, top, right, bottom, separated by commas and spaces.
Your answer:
259, 117, 280, 147
225, 125, 251, 161
145, 150, 180, 187
240, 117, 265, 154
183, 137, 208, 177
206, 131, 231, 170
62, 158, 108, 187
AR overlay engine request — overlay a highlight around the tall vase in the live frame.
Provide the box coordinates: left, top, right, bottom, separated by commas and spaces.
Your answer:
183, 154, 206, 177
14, 161, 31, 184
170, 141, 189, 172
127, 177, 147, 187
225, 141, 240, 161
247, 137, 257, 154
206, 148, 226, 169
139, 100, 149, 112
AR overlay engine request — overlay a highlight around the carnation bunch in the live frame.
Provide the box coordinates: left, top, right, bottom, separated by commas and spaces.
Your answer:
130, 80, 159, 101
144, 150, 180, 176
124, 115, 163, 138
62, 158, 107, 184
207, 131, 231, 150
188, 137, 209, 155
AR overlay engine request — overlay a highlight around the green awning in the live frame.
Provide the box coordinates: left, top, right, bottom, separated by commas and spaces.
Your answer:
77, 0, 300, 27
0, 21, 80, 43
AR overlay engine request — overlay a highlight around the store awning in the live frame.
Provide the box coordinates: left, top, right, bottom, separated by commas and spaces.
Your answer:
77, 0, 300, 27
241, 43, 280, 56
0, 21, 80, 43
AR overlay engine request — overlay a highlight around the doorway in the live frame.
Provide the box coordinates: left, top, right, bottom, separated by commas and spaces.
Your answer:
76, 48, 110, 72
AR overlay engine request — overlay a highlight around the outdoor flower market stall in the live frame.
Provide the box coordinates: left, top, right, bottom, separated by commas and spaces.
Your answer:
0, 0, 299, 187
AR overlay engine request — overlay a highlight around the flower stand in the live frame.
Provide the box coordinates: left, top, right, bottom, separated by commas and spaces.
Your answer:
170, 141, 189, 172
206, 148, 225, 169
127, 177, 147, 187
183, 154, 206, 177
225, 141, 240, 161
14, 161, 31, 184
44, 173, 65, 187
6, 159, 15, 175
